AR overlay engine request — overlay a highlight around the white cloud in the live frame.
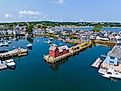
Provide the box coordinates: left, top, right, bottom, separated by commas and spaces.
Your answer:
54, 0, 64, 4
19, 10, 41, 16
5, 14, 12, 18
57, 0, 64, 4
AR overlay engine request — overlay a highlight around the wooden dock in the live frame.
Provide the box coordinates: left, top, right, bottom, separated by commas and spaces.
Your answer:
91, 58, 103, 68
0, 48, 28, 59
44, 41, 92, 64
91, 40, 116, 47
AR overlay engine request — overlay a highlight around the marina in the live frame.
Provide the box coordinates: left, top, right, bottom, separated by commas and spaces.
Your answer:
0, 37, 120, 91
1, 0, 121, 90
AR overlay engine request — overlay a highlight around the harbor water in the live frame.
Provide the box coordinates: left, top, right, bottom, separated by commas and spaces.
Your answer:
62, 27, 121, 32
0, 37, 121, 91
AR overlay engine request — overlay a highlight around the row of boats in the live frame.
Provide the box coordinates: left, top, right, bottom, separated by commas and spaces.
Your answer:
0, 59, 16, 69
0, 38, 33, 71
0, 40, 11, 47
0, 39, 32, 49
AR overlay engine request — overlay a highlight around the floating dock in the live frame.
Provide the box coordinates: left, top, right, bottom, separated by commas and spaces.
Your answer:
0, 48, 28, 59
44, 41, 92, 64
91, 58, 103, 68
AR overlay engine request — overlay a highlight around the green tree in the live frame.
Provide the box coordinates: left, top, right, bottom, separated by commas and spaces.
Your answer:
26, 24, 33, 34
41, 25, 47, 29
92, 24, 103, 32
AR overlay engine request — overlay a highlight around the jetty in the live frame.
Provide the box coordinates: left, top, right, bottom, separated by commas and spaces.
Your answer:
91, 58, 103, 68
44, 41, 92, 64
0, 48, 28, 59
91, 40, 116, 47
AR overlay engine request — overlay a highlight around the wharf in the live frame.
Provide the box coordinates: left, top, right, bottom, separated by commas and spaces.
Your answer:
93, 45, 121, 76
44, 41, 92, 64
0, 48, 28, 59
44, 53, 71, 63
91, 58, 103, 68
91, 40, 116, 47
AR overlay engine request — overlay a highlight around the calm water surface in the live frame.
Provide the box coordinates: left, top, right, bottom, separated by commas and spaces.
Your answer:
0, 37, 121, 91
62, 27, 121, 32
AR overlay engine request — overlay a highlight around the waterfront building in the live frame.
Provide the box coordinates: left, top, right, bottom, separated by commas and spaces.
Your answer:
49, 45, 69, 58
96, 36, 109, 41
104, 56, 118, 66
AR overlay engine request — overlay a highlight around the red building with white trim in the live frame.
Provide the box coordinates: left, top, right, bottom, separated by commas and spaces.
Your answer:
49, 45, 69, 58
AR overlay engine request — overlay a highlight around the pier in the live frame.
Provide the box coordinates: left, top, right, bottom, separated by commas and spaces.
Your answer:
0, 48, 28, 60
91, 40, 116, 47
99, 45, 121, 72
44, 41, 92, 64
92, 44, 121, 79
91, 58, 103, 68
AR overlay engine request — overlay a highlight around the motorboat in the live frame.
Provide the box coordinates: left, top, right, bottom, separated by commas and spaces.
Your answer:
101, 73, 111, 78
26, 43, 32, 49
8, 40, 11, 44
100, 68, 121, 79
0, 42, 3, 47
45, 40, 52, 44
2, 41, 9, 46
47, 40, 52, 44
5, 59, 16, 69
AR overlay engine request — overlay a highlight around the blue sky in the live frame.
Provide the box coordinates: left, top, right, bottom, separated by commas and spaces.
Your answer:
0, 0, 121, 22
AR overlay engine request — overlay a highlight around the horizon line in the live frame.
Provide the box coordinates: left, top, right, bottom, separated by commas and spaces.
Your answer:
0, 20, 121, 23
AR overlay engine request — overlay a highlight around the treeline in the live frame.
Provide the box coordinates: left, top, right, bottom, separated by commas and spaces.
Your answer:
0, 21, 121, 28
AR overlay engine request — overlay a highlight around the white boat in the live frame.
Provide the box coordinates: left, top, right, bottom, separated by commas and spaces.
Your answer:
100, 68, 121, 79
2, 41, 9, 46
111, 72, 121, 79
45, 40, 52, 44
0, 42, 3, 46
5, 59, 15, 68
101, 74, 111, 78
26, 43, 32, 49
47, 40, 52, 44
50, 38, 53, 40
8, 40, 11, 44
